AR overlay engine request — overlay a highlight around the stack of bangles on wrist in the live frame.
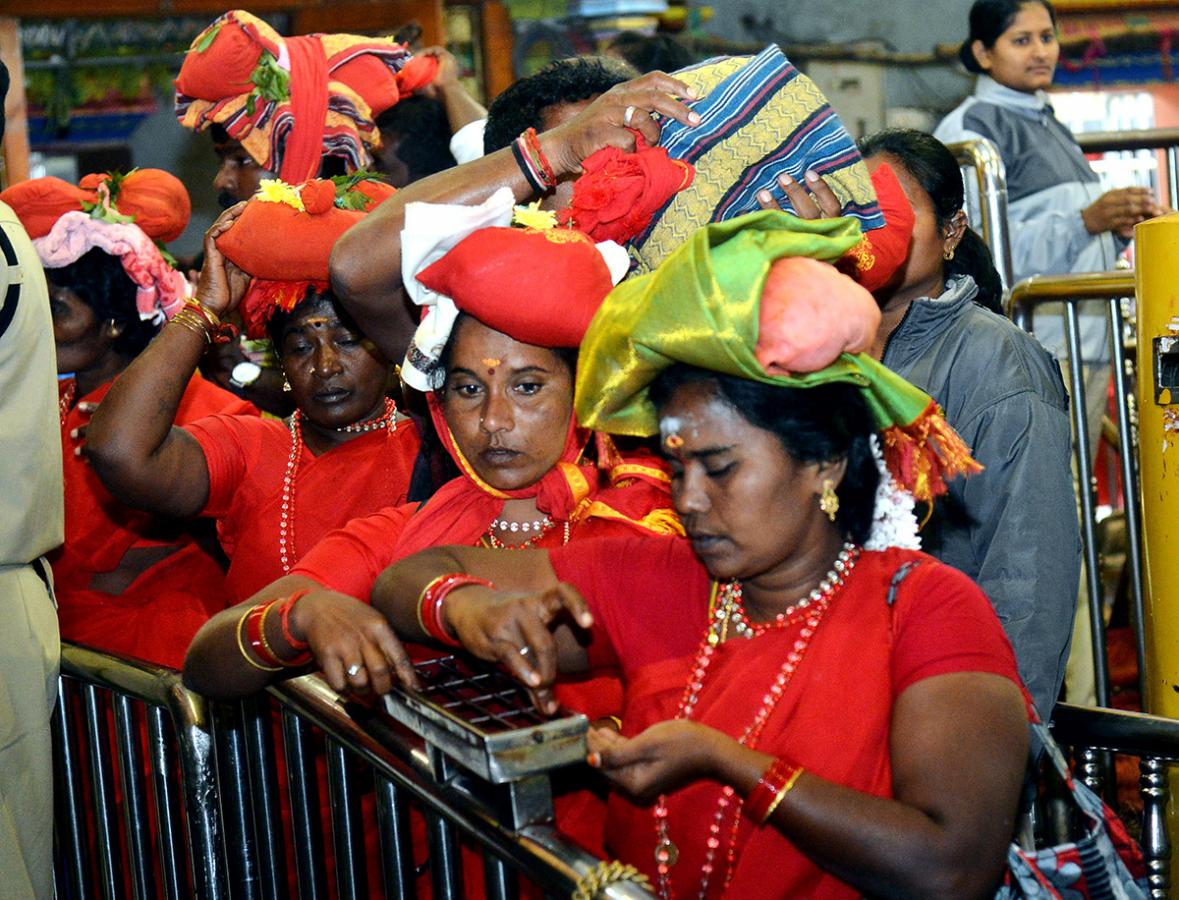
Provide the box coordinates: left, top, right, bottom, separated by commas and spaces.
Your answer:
745, 757, 805, 824
236, 588, 314, 671
511, 127, 557, 194
417, 573, 494, 647
171, 297, 237, 345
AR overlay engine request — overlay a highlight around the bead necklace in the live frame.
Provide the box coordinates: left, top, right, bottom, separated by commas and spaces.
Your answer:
709, 542, 858, 646
653, 544, 860, 900
279, 403, 400, 573
490, 514, 553, 534
334, 397, 398, 433
59, 381, 76, 428
484, 518, 570, 550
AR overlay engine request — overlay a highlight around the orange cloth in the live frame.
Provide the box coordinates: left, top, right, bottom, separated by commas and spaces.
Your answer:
175, 9, 439, 181
214, 176, 396, 338
0, 169, 191, 242
53, 374, 257, 669
414, 226, 616, 348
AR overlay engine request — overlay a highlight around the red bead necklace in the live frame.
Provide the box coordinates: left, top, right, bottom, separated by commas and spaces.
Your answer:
653, 544, 860, 899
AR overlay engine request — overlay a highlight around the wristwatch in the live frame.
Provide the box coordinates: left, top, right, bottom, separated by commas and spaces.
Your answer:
230, 361, 263, 389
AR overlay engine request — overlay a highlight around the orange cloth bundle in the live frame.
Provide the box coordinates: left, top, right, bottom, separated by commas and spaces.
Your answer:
175, 9, 438, 182
215, 176, 395, 336
414, 226, 616, 348
1, 169, 191, 243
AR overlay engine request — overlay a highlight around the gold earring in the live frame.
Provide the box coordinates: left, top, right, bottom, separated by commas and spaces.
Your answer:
282, 377, 292, 392
819, 478, 839, 522
943, 247, 955, 261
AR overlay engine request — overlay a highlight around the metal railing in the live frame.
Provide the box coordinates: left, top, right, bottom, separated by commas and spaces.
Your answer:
1075, 127, 1179, 210
947, 137, 1016, 291
1008, 271, 1145, 710
52, 643, 651, 900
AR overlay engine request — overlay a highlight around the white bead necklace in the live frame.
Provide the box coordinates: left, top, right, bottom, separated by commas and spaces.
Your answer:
489, 515, 553, 534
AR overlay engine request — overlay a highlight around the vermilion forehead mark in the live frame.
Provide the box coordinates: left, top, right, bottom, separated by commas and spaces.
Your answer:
482, 357, 502, 376
302, 317, 331, 328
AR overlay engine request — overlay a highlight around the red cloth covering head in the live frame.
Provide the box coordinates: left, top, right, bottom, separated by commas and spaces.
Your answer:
215, 176, 396, 337
1, 169, 191, 242
556, 132, 695, 244
414, 226, 616, 348
175, 10, 439, 183
838, 162, 916, 294
755, 256, 881, 374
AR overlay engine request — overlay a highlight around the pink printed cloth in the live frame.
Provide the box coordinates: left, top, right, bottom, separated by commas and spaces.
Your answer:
34, 211, 188, 323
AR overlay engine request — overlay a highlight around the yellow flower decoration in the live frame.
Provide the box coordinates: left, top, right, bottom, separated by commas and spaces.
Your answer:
512, 200, 558, 230
256, 179, 305, 211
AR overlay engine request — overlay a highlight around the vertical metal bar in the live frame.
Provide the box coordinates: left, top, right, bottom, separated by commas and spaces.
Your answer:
82, 684, 121, 900
170, 693, 229, 900
146, 705, 185, 900
374, 775, 415, 900
281, 709, 327, 900
425, 810, 463, 900
211, 702, 261, 900
52, 679, 87, 898
326, 739, 366, 900
1065, 301, 1111, 706
112, 694, 155, 900
241, 696, 286, 899
1140, 756, 1172, 899
482, 852, 515, 900
1166, 145, 1179, 210
1108, 297, 1149, 701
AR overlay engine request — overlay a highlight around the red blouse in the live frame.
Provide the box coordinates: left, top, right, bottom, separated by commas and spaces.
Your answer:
184, 414, 420, 602
54, 374, 257, 668
550, 540, 1022, 899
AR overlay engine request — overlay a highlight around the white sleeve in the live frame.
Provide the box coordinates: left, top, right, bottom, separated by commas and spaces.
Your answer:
449, 119, 487, 164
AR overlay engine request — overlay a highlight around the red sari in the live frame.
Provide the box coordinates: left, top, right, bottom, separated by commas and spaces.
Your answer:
183, 412, 420, 601
292, 402, 684, 862
54, 375, 257, 668
550, 538, 1022, 899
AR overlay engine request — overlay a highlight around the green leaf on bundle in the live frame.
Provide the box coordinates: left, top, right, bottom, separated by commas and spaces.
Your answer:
193, 23, 223, 54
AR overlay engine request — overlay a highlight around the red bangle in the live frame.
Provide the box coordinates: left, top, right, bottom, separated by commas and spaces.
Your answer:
745, 758, 804, 824
278, 588, 312, 650
522, 127, 557, 189
417, 573, 494, 647
245, 603, 285, 668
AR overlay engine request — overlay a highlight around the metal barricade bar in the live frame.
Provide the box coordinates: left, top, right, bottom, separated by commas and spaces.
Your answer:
947, 137, 1015, 291
1008, 271, 1145, 711
54, 644, 653, 899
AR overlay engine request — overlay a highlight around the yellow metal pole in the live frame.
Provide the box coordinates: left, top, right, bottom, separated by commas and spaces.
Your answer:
1134, 212, 1179, 888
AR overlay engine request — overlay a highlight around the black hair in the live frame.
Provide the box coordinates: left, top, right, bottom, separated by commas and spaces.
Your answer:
858, 128, 1005, 315
607, 31, 694, 74
208, 124, 346, 178
374, 95, 457, 184
430, 311, 578, 392
265, 286, 350, 349
648, 366, 880, 545
47, 248, 160, 357
483, 56, 637, 154
959, 0, 1057, 73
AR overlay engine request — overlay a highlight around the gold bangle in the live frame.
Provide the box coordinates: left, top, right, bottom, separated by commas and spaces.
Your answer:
171, 309, 212, 344
187, 296, 222, 327
416, 574, 451, 635
258, 601, 282, 664
607, 716, 623, 732
761, 767, 804, 823
236, 606, 282, 672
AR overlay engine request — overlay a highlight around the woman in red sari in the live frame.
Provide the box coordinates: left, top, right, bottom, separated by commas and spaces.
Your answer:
369, 211, 1030, 899
87, 176, 420, 606
1, 170, 255, 668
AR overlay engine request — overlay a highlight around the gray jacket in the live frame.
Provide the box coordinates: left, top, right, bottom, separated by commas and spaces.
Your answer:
883, 276, 1080, 715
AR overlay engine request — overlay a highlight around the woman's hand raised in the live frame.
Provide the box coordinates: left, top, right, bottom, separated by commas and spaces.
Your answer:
756, 169, 843, 219
290, 589, 421, 696
194, 202, 252, 318
445, 582, 594, 714
541, 71, 701, 177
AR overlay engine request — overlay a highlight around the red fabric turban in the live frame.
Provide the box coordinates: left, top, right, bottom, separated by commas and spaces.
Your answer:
415, 226, 616, 348
175, 9, 438, 183
839, 163, 916, 294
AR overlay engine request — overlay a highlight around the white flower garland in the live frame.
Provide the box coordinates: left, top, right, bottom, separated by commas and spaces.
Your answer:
864, 434, 922, 551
